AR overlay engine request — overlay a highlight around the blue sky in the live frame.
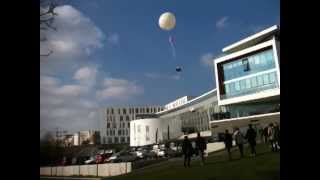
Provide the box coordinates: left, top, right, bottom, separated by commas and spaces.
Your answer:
69, 0, 279, 104
40, 0, 279, 134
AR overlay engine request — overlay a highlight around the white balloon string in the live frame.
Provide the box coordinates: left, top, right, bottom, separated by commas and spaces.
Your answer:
169, 35, 176, 59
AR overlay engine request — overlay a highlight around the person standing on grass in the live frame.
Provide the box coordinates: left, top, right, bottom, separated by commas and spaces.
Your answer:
263, 126, 269, 143
274, 123, 280, 150
268, 123, 278, 152
268, 123, 276, 152
245, 124, 257, 157
224, 129, 233, 160
196, 132, 207, 166
233, 127, 245, 158
182, 136, 192, 167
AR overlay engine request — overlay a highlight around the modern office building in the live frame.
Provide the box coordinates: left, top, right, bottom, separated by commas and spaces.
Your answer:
211, 25, 280, 131
129, 25, 280, 147
130, 89, 229, 147
99, 106, 164, 144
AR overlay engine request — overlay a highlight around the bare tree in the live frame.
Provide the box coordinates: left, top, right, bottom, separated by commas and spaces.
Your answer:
40, 0, 61, 57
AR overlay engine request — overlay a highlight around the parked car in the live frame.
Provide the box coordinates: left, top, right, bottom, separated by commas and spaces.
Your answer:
141, 149, 157, 160
165, 148, 183, 157
95, 152, 113, 164
107, 151, 139, 163
77, 156, 90, 165
84, 156, 96, 164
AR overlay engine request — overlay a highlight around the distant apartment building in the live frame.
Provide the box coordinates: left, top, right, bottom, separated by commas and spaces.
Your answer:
78, 130, 100, 145
99, 106, 164, 144
63, 130, 100, 146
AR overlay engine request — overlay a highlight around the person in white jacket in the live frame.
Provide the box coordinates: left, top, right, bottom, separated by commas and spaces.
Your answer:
234, 127, 245, 158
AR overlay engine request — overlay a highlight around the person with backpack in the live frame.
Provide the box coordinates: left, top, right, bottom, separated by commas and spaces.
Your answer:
195, 132, 207, 166
245, 124, 257, 157
233, 127, 245, 158
224, 129, 233, 160
182, 136, 193, 167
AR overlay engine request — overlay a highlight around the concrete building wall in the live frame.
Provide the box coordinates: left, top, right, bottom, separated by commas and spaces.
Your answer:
99, 106, 164, 144
130, 118, 173, 147
40, 167, 51, 176
40, 163, 132, 177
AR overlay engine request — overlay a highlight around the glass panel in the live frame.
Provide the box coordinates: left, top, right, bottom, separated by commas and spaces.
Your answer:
240, 80, 246, 90
263, 74, 270, 85
235, 81, 240, 91
257, 75, 263, 86
246, 79, 251, 89
251, 76, 257, 87
270, 72, 276, 83
225, 84, 230, 93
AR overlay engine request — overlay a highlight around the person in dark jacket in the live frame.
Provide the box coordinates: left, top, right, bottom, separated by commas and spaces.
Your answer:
195, 132, 207, 165
263, 126, 269, 143
224, 129, 233, 160
274, 122, 280, 150
182, 136, 193, 167
246, 124, 257, 157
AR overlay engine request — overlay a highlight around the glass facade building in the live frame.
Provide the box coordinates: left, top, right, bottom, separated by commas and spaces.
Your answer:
221, 48, 279, 99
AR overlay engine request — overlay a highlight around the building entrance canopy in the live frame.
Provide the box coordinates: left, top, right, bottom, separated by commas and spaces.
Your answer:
209, 112, 280, 133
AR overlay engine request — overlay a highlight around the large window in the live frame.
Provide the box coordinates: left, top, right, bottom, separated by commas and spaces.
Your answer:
220, 48, 278, 99
222, 48, 275, 81
223, 71, 278, 99
121, 137, 125, 143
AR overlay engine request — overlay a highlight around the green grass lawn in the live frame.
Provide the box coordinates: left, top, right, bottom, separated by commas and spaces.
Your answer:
105, 143, 280, 180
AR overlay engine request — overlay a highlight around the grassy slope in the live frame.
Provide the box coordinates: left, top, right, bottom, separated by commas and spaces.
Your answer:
106, 143, 280, 180
40, 143, 280, 180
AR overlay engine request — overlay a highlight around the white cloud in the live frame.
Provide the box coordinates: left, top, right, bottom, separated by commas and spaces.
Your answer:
41, 67, 143, 134
40, 5, 141, 136
74, 66, 97, 83
41, 66, 100, 135
171, 74, 181, 80
144, 72, 181, 81
144, 73, 161, 79
96, 77, 144, 101
216, 16, 229, 29
107, 33, 119, 46
40, 76, 59, 87
200, 53, 215, 67
40, 5, 104, 66
54, 84, 87, 96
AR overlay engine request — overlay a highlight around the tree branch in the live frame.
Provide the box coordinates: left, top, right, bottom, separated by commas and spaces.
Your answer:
40, 50, 53, 57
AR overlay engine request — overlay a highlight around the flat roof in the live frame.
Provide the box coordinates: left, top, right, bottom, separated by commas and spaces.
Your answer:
156, 89, 217, 115
222, 25, 279, 54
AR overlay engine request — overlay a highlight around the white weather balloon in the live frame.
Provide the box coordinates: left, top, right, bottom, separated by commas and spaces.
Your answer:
159, 12, 176, 31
